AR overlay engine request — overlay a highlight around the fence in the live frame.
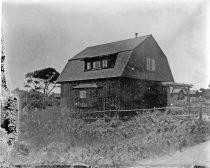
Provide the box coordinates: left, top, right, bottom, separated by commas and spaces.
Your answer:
72, 105, 210, 121
13, 163, 207, 168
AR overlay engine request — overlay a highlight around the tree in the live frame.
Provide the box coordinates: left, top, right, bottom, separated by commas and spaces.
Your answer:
1, 32, 8, 91
24, 67, 60, 96
1, 96, 18, 135
1, 32, 18, 149
199, 88, 206, 97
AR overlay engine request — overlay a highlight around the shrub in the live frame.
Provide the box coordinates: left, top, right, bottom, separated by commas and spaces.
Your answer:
190, 97, 207, 106
13, 88, 60, 111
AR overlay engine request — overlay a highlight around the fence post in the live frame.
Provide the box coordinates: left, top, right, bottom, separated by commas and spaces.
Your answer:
166, 86, 171, 107
154, 107, 156, 112
117, 109, 120, 120
199, 105, 202, 121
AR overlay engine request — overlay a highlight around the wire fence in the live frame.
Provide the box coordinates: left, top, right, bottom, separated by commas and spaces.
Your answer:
71, 105, 210, 121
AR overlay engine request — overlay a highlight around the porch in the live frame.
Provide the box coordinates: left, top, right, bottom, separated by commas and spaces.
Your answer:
75, 96, 120, 111
162, 82, 193, 107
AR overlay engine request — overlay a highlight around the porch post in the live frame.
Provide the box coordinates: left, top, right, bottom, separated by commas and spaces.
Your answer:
166, 85, 171, 107
186, 87, 190, 106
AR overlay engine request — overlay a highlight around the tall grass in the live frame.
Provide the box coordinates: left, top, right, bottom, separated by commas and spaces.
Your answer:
9, 106, 210, 166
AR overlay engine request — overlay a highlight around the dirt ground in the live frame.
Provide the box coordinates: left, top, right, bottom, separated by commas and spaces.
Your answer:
136, 141, 210, 167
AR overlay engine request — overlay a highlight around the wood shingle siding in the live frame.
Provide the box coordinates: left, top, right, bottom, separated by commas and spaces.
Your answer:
122, 36, 174, 82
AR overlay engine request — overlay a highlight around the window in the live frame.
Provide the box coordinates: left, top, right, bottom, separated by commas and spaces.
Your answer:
146, 58, 151, 71
84, 54, 117, 71
102, 59, 108, 68
79, 90, 87, 98
93, 61, 101, 69
86, 62, 92, 70
146, 58, 155, 72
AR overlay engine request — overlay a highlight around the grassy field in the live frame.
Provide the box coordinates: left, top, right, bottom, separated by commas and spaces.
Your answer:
7, 103, 210, 166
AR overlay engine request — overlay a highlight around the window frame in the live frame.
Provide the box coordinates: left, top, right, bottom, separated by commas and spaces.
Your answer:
93, 60, 101, 69
79, 90, 87, 99
146, 58, 155, 72
84, 54, 117, 71
146, 58, 151, 71
86, 61, 92, 70
101, 59, 108, 68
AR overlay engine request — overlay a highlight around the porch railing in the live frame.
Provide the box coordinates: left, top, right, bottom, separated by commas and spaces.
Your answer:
76, 98, 98, 108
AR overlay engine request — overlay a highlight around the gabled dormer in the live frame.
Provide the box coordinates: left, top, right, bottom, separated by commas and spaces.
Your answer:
83, 53, 117, 71
57, 34, 174, 83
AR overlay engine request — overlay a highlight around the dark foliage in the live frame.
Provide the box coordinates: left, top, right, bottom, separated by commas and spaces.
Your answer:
1, 96, 18, 136
25, 68, 59, 83
1, 34, 8, 91
1, 118, 16, 134
199, 88, 210, 99
143, 82, 167, 108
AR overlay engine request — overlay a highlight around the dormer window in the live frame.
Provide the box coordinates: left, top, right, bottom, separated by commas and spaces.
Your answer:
102, 59, 108, 68
84, 54, 117, 71
93, 61, 101, 69
86, 62, 92, 70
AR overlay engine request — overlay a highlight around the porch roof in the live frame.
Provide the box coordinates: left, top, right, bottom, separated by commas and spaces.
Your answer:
73, 83, 102, 89
162, 82, 193, 88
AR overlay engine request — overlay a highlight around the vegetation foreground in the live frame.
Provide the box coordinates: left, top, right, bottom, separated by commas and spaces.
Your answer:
7, 106, 210, 166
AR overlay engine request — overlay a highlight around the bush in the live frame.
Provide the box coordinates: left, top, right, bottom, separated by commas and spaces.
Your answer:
190, 97, 208, 106
171, 97, 208, 107
13, 88, 60, 111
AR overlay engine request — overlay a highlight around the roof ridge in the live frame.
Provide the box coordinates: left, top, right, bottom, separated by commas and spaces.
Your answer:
70, 34, 152, 60
87, 34, 152, 48
69, 49, 134, 61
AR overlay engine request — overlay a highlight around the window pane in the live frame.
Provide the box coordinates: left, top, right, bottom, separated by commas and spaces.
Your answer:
151, 59, 155, 71
146, 58, 151, 71
93, 61, 101, 69
86, 62, 91, 70
79, 90, 86, 98
102, 59, 108, 68
93, 62, 96, 69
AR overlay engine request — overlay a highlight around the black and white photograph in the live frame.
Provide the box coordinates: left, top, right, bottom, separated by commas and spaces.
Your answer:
1, 0, 210, 167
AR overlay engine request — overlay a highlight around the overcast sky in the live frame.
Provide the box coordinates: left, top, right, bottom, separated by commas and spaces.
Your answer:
2, 0, 210, 90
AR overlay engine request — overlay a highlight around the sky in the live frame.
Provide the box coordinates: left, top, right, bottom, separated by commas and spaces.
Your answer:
1, 0, 210, 91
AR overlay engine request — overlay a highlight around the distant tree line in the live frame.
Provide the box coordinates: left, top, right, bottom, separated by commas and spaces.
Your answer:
199, 88, 210, 99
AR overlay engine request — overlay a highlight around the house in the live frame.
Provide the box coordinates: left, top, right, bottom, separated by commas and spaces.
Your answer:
50, 92, 60, 100
57, 34, 174, 112
189, 90, 200, 97
171, 88, 186, 100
